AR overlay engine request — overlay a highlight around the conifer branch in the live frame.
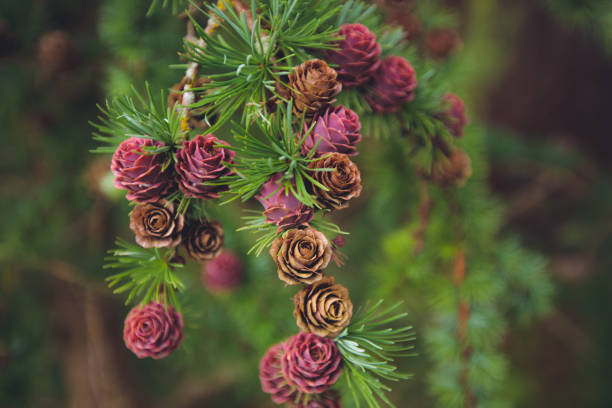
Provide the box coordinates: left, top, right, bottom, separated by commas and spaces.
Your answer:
91, 83, 184, 153
217, 102, 324, 207
104, 239, 185, 310
335, 301, 416, 408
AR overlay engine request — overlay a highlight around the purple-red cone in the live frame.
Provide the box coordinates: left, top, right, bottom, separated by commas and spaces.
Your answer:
123, 302, 184, 359
440, 93, 468, 138
289, 391, 342, 408
260, 343, 299, 404
366, 55, 417, 113
424, 28, 461, 59
111, 137, 174, 203
202, 250, 243, 293
281, 333, 342, 394
256, 173, 313, 228
326, 23, 381, 87
175, 134, 235, 199
301, 105, 362, 157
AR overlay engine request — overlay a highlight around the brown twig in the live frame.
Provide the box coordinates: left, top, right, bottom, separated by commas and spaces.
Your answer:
179, 0, 255, 131
453, 248, 475, 408
446, 188, 475, 408
413, 180, 433, 253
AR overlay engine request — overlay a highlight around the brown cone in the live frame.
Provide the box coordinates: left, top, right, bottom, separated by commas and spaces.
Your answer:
429, 149, 472, 187
293, 276, 353, 338
309, 153, 362, 210
129, 200, 184, 248
275, 80, 292, 101
182, 219, 224, 262
37, 30, 77, 75
269, 226, 332, 285
288, 59, 342, 117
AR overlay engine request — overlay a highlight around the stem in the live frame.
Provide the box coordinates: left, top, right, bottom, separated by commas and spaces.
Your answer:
180, 0, 255, 131
431, 135, 453, 158
412, 180, 432, 254
448, 190, 475, 408
454, 248, 475, 408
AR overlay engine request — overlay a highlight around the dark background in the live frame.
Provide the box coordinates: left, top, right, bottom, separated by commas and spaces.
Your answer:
1, 0, 611, 407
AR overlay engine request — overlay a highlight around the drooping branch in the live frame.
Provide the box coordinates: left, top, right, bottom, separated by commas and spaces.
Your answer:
179, 1, 255, 132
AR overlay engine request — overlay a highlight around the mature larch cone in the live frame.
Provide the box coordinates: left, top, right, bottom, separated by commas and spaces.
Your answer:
326, 23, 381, 87
168, 77, 213, 129
37, 30, 77, 75
259, 342, 299, 404
123, 302, 184, 359
182, 219, 224, 262
129, 200, 184, 248
429, 149, 472, 187
111, 137, 174, 203
281, 333, 342, 394
366, 55, 417, 113
288, 59, 342, 117
424, 28, 461, 59
301, 105, 362, 157
267, 79, 293, 113
202, 250, 243, 293
270, 226, 332, 285
308, 153, 362, 210
294, 276, 353, 338
440, 93, 468, 138
175, 134, 235, 199
256, 173, 314, 229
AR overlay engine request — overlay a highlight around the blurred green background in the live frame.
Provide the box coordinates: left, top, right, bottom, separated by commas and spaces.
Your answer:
1, 0, 611, 407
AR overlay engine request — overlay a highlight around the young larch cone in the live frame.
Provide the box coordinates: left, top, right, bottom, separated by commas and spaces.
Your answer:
331, 236, 346, 248
293, 276, 353, 338
440, 93, 468, 138
270, 226, 332, 285
429, 149, 472, 187
111, 137, 174, 203
308, 153, 362, 210
202, 250, 243, 293
288, 59, 342, 117
388, 11, 422, 40
366, 55, 417, 113
281, 333, 342, 394
182, 219, 224, 262
256, 173, 314, 229
259, 342, 299, 404
129, 200, 184, 248
175, 134, 235, 199
301, 105, 362, 157
123, 302, 184, 359
424, 28, 461, 59
289, 391, 342, 408
326, 23, 381, 87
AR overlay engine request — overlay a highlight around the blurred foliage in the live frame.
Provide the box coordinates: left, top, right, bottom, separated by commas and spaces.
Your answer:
2, 0, 612, 407
544, 0, 612, 53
